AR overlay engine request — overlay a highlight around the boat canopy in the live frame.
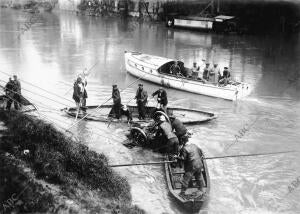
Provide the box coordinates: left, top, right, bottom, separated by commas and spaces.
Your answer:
130, 52, 175, 70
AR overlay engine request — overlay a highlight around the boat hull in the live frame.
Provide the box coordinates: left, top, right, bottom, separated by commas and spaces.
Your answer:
164, 154, 210, 212
125, 52, 251, 101
62, 104, 216, 125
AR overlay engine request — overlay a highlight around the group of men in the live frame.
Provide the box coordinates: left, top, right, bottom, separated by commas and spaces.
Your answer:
191, 62, 231, 85
4, 75, 22, 110
110, 84, 169, 121
169, 60, 232, 85
156, 114, 204, 196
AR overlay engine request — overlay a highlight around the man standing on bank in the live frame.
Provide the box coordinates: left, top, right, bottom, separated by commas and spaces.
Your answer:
152, 87, 168, 112
7, 75, 22, 110
135, 83, 148, 120
112, 84, 121, 119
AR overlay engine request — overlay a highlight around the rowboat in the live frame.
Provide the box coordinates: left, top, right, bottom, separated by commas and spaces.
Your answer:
165, 154, 210, 212
62, 105, 216, 125
124, 51, 252, 100
0, 95, 37, 112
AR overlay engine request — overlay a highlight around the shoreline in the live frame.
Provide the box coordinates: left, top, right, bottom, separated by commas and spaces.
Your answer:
0, 110, 144, 214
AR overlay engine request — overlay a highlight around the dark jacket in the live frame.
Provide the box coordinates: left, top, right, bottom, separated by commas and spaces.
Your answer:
72, 81, 83, 103
171, 118, 187, 137
5, 80, 14, 95
112, 88, 121, 104
135, 88, 148, 104
159, 121, 177, 140
83, 80, 88, 99
152, 89, 168, 106
13, 80, 21, 94
180, 143, 203, 172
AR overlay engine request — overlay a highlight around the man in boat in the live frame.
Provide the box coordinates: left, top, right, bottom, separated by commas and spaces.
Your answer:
202, 63, 210, 81
135, 83, 148, 120
110, 84, 121, 119
219, 67, 231, 85
191, 62, 199, 80
169, 115, 189, 145
4, 77, 15, 110
72, 77, 84, 113
158, 115, 179, 156
208, 63, 220, 84
170, 61, 181, 76
152, 87, 168, 112
177, 142, 205, 196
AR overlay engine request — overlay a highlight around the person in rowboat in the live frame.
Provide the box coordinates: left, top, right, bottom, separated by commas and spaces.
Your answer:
177, 142, 205, 196
135, 83, 148, 120
152, 87, 168, 113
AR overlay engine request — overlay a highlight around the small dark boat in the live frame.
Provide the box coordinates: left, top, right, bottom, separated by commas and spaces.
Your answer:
0, 95, 37, 112
62, 105, 216, 125
165, 154, 210, 212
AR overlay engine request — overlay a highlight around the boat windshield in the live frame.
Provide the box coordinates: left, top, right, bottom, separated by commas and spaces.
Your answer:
158, 61, 185, 76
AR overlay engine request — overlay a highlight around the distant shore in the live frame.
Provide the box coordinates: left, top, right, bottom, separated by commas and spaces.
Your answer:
0, 110, 144, 214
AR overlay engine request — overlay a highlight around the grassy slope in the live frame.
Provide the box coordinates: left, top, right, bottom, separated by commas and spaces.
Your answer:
0, 110, 144, 214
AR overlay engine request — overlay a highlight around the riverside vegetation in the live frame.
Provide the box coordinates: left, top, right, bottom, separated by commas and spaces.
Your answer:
0, 110, 144, 214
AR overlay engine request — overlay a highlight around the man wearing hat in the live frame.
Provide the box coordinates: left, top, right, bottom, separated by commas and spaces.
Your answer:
209, 63, 220, 84
135, 83, 148, 120
72, 76, 84, 113
177, 142, 205, 196
202, 63, 210, 81
152, 87, 168, 112
111, 84, 121, 119
219, 67, 231, 85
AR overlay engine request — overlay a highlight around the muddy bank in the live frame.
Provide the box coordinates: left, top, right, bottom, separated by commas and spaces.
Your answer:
0, 110, 144, 214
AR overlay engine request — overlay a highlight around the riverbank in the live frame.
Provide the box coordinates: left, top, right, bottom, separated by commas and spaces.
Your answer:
0, 110, 144, 214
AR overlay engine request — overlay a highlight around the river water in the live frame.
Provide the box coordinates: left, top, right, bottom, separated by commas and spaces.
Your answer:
1, 9, 300, 214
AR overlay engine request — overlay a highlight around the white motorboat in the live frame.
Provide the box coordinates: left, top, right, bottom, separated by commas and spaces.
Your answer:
124, 51, 251, 101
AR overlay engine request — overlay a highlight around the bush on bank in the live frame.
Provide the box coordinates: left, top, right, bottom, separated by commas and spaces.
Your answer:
0, 110, 144, 213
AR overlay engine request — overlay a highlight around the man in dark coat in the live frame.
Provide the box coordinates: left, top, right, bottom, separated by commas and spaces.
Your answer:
5, 78, 15, 110
72, 77, 84, 113
152, 87, 168, 112
135, 83, 148, 120
169, 115, 188, 144
158, 115, 179, 155
111, 84, 121, 119
6, 75, 22, 110
178, 142, 204, 195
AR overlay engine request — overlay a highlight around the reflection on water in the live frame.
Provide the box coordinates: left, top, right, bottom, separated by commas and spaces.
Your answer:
1, 8, 300, 214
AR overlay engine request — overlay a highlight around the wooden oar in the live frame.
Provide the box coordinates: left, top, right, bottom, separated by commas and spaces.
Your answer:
109, 150, 296, 167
